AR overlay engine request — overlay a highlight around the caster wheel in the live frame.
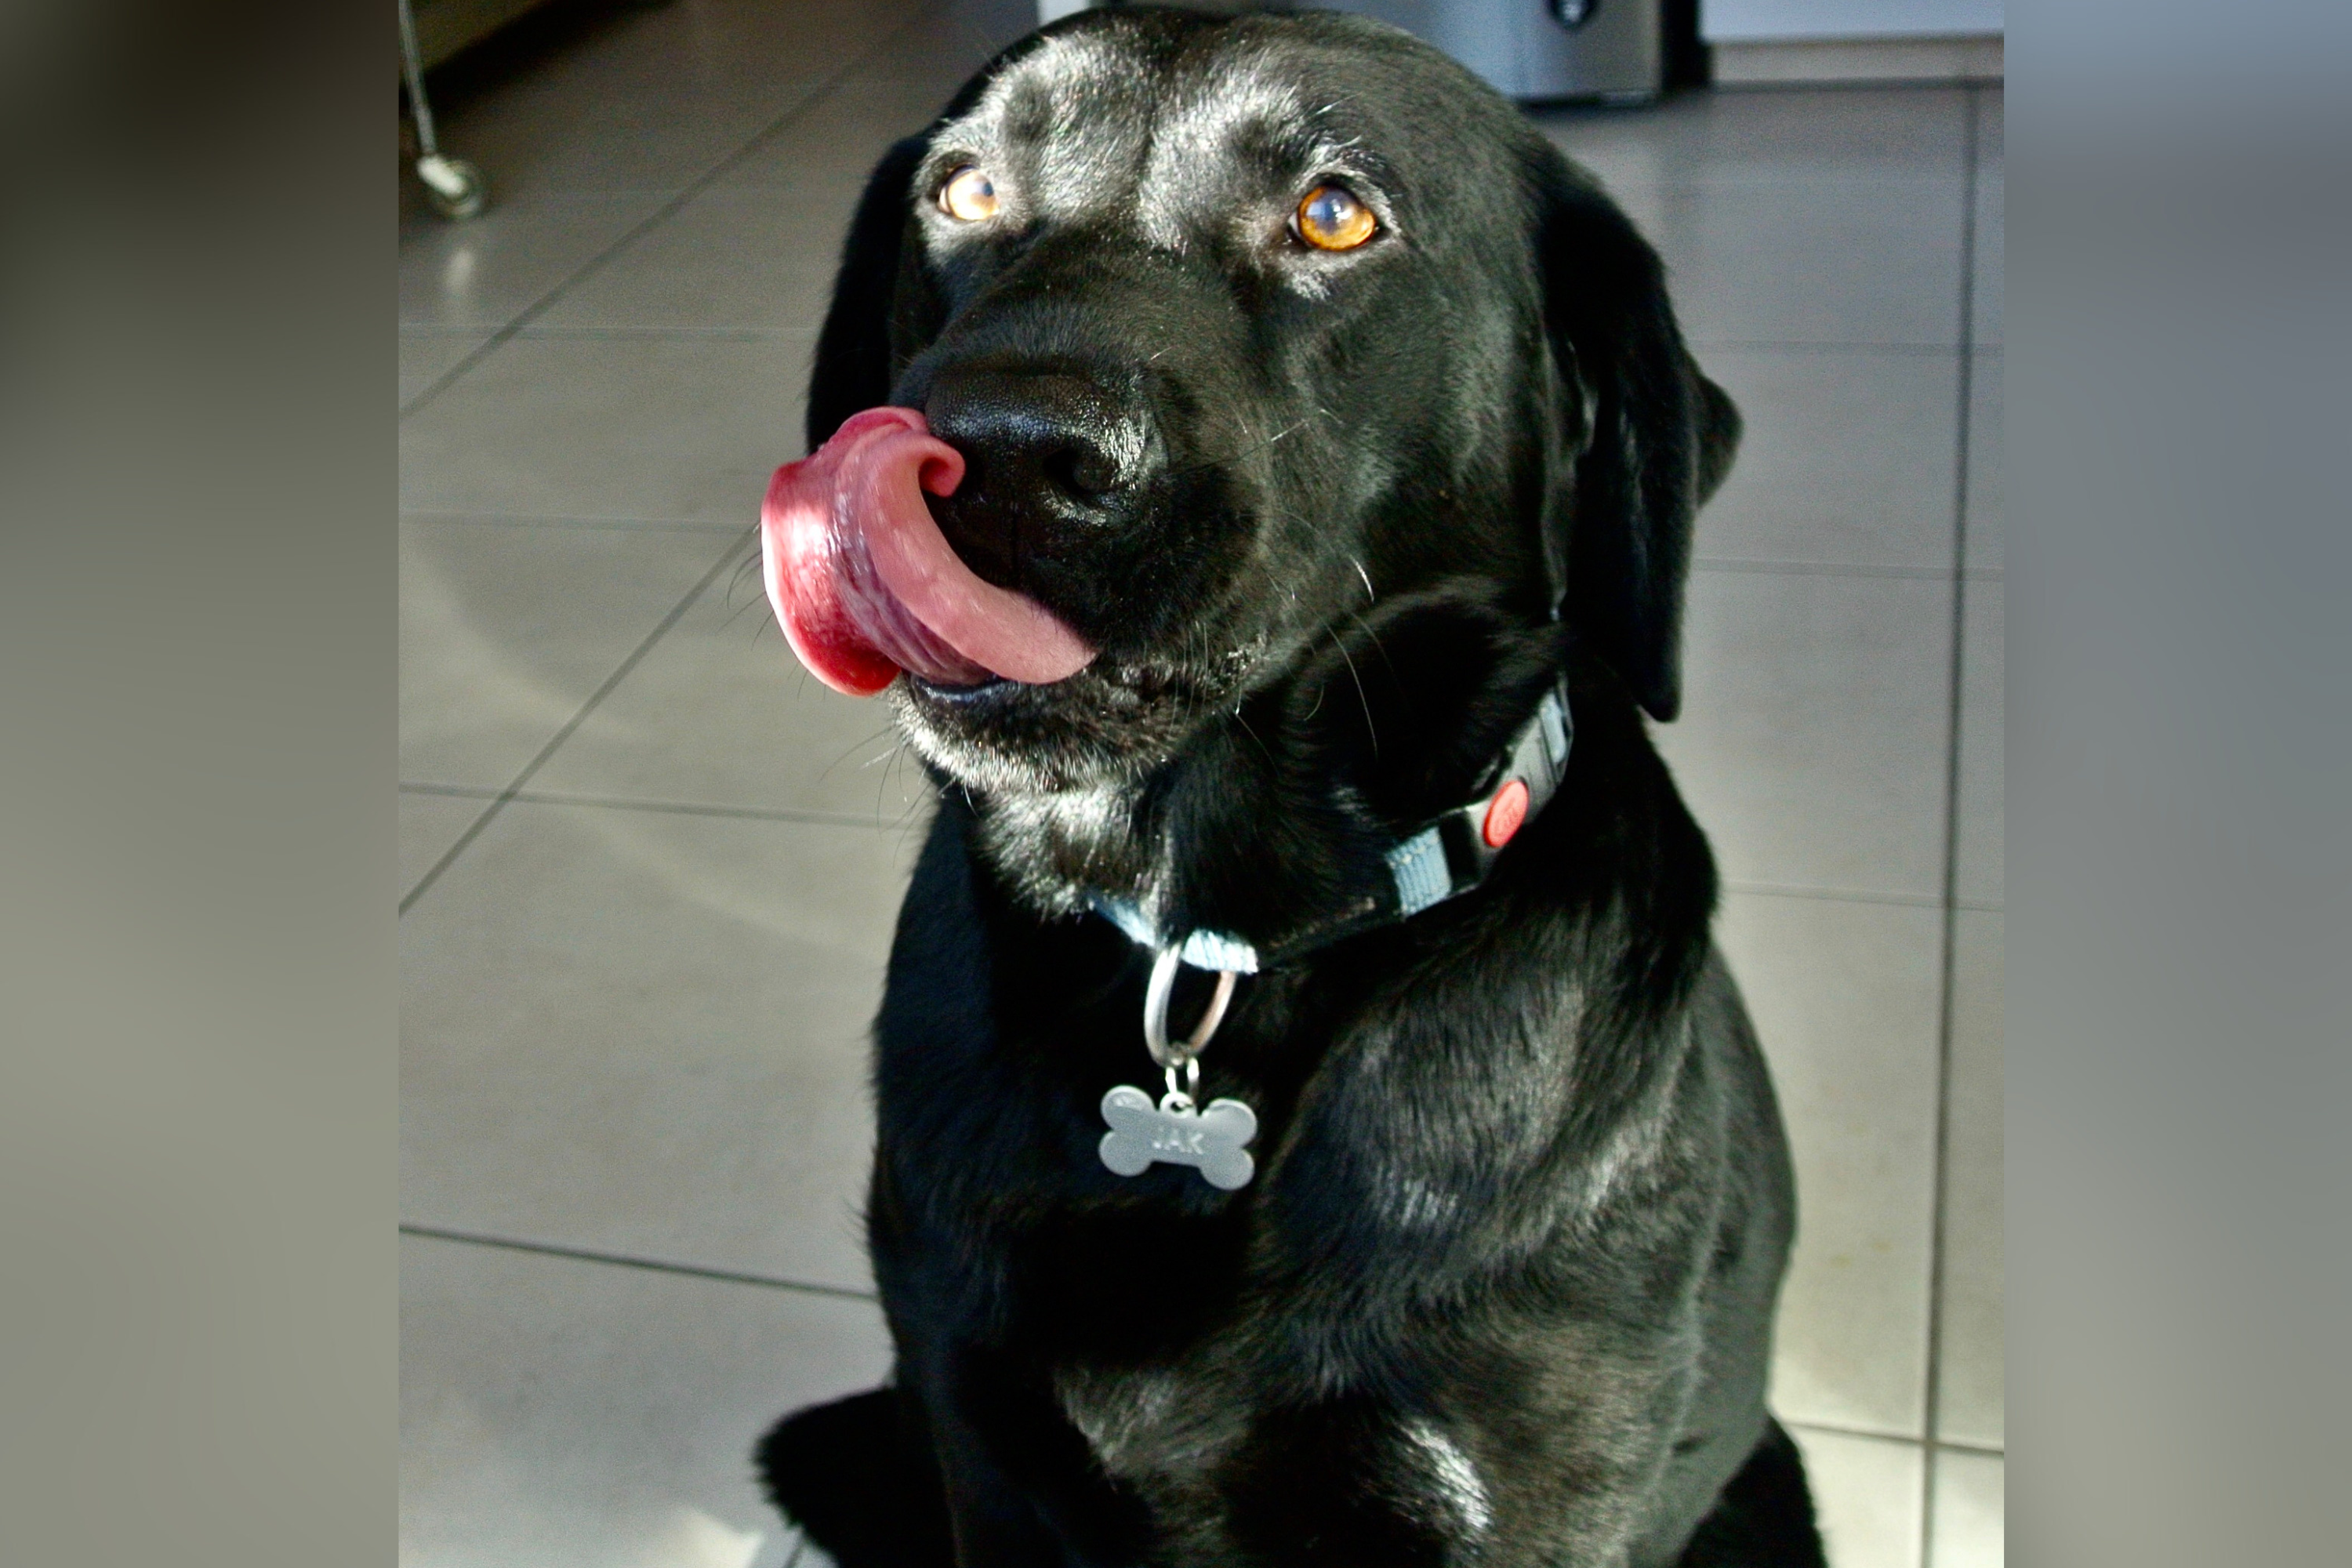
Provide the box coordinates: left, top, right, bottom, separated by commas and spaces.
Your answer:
416, 154, 487, 220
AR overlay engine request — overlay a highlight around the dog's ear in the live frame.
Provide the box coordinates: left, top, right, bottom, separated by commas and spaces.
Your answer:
805, 135, 932, 452
1532, 157, 1740, 722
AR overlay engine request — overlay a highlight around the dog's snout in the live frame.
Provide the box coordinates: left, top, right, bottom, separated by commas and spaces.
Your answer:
923, 370, 1157, 590
957, 410, 1122, 509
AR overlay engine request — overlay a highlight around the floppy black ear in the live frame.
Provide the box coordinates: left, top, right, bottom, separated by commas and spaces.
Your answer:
805, 135, 931, 452
1533, 157, 1740, 722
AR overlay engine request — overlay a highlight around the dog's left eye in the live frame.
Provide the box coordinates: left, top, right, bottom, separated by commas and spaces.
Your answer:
1294, 183, 1377, 252
938, 165, 1001, 223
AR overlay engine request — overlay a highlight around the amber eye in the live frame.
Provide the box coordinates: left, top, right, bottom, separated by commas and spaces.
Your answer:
1296, 183, 1377, 251
938, 165, 1000, 222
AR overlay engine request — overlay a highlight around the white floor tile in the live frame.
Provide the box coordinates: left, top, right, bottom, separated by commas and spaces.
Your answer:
402, 791, 488, 897
1929, 1449, 2004, 1568
1790, 1426, 1923, 1568
1936, 912, 2004, 1448
423, 0, 925, 201
438, 83, 805, 206
400, 1232, 890, 1568
1661, 571, 1955, 900
1974, 89, 2002, 171
715, 71, 971, 195
401, 799, 914, 1290
1964, 354, 2001, 573
539, 188, 861, 336
400, 520, 743, 788
1697, 348, 1962, 571
1719, 893, 1940, 1438
398, 335, 815, 523
402, 331, 494, 407
532, 565, 931, 820
1954, 580, 2002, 909
919, 0, 1036, 78
1534, 87, 1971, 192
1612, 178, 1969, 349
400, 193, 667, 332
1970, 168, 2002, 350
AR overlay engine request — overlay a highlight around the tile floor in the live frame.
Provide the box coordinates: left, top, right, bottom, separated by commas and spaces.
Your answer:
399, 6, 2002, 1565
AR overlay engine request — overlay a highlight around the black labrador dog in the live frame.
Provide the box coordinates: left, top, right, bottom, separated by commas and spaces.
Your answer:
757, 10, 1824, 1566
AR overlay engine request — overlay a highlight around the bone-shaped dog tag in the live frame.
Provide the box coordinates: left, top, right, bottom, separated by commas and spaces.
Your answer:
1098, 1085, 1257, 1191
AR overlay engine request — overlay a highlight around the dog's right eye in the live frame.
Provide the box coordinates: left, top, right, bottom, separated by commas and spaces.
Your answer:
1295, 183, 1377, 252
938, 166, 1001, 223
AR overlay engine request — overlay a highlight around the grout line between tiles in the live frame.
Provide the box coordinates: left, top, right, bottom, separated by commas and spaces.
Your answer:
401, 779, 927, 833
401, 510, 751, 532
510, 324, 821, 343
400, 1223, 880, 1302
398, 529, 753, 915
1933, 1438, 2005, 1460
1920, 82, 1984, 1568
1708, 80, 1998, 97
397, 5, 946, 420
1720, 879, 1942, 909
1685, 339, 1968, 358
1600, 173, 1972, 199
1693, 556, 2001, 582
1784, 1417, 2005, 1460
1783, 1417, 1922, 1450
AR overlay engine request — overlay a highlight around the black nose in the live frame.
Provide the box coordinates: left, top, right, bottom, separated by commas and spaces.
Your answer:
924, 369, 1152, 591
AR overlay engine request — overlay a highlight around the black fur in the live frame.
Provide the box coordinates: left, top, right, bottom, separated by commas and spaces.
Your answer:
757, 10, 1821, 1565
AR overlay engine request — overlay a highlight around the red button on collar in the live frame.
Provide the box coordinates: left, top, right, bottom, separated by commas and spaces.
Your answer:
1483, 779, 1530, 848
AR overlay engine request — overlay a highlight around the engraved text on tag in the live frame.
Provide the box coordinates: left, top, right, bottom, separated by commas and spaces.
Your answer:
1098, 1085, 1257, 1190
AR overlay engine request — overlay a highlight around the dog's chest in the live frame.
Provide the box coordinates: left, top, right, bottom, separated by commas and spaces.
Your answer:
1051, 1352, 1508, 1559
1052, 1358, 1250, 1484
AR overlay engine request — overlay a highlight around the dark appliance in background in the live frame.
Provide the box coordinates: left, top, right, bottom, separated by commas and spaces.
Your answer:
1313, 0, 1674, 103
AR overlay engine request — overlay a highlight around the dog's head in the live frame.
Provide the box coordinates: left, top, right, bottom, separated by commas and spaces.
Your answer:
800, 9, 1736, 800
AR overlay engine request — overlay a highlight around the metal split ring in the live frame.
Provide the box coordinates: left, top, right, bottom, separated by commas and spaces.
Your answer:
1162, 1054, 1202, 1111
1142, 946, 1238, 1073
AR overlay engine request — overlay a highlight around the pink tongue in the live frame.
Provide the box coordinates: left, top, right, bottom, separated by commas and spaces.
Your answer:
760, 407, 1098, 698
